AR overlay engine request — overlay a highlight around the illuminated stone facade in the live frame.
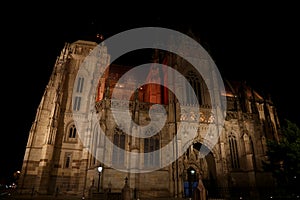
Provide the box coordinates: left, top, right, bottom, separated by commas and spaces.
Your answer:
19, 40, 280, 199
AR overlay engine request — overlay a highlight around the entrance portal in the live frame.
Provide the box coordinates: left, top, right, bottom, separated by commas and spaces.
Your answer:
182, 142, 217, 198
184, 167, 198, 198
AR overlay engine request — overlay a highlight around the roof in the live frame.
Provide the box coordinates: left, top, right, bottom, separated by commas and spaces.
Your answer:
224, 79, 264, 100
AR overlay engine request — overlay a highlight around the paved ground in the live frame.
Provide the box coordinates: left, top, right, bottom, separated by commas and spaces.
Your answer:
0, 195, 86, 200
0, 194, 89, 200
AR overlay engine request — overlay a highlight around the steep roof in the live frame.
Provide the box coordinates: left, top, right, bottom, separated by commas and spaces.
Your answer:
224, 79, 264, 101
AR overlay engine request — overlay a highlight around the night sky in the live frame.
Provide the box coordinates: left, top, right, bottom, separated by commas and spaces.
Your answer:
1, 3, 299, 183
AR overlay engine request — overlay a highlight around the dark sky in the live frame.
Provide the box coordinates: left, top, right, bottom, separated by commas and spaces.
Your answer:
1, 3, 299, 183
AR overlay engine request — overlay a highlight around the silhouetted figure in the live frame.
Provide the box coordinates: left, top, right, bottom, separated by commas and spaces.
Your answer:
193, 175, 207, 200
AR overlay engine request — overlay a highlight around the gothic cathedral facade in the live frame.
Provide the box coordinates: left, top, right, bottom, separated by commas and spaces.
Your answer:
19, 39, 280, 199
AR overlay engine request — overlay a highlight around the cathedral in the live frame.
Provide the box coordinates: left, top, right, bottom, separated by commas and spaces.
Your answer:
18, 37, 281, 199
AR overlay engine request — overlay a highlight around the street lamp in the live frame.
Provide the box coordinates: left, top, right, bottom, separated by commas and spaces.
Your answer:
188, 169, 196, 198
13, 170, 21, 186
97, 166, 103, 192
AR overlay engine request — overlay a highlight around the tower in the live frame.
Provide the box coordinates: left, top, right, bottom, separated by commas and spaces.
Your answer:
19, 40, 110, 196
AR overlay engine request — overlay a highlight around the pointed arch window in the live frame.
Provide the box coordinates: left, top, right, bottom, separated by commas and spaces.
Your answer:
69, 124, 77, 138
65, 124, 77, 143
186, 71, 202, 105
228, 133, 240, 169
64, 152, 72, 168
144, 129, 160, 167
112, 127, 125, 166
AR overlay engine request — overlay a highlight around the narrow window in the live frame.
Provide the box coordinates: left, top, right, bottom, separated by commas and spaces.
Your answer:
76, 77, 84, 93
73, 96, 81, 111
112, 128, 125, 166
229, 133, 240, 169
186, 71, 202, 105
144, 136, 160, 167
65, 153, 72, 168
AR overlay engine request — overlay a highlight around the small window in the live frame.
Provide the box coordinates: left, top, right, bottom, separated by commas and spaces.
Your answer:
73, 96, 81, 111
65, 124, 77, 143
76, 77, 84, 93
69, 124, 77, 138
65, 153, 72, 168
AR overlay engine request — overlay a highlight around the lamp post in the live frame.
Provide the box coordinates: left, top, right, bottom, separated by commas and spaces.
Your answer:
188, 169, 195, 198
13, 170, 21, 187
97, 166, 103, 192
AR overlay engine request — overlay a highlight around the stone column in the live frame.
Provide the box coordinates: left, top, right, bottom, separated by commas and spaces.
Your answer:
122, 177, 131, 200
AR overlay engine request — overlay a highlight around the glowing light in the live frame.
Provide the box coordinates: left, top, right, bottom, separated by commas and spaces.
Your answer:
97, 166, 103, 173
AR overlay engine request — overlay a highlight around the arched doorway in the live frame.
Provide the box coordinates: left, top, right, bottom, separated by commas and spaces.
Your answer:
184, 167, 198, 198
182, 142, 217, 198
